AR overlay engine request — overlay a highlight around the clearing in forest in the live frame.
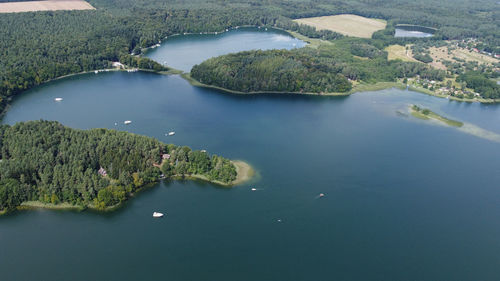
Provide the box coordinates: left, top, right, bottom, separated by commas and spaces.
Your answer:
294, 14, 386, 38
0, 0, 94, 13
385, 45, 418, 62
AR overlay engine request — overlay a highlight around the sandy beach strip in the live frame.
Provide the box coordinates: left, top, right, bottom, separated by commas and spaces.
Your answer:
231, 160, 254, 185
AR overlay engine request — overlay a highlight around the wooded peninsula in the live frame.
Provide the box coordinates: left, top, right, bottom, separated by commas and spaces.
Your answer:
190, 40, 445, 95
0, 121, 244, 213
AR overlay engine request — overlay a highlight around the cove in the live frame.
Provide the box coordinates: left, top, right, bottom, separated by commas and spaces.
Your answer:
2, 29, 500, 281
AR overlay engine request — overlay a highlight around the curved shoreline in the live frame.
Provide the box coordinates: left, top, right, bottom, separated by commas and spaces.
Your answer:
182, 73, 352, 96
1, 27, 496, 108
6, 160, 254, 215
175, 160, 254, 187
183, 72, 500, 103
231, 160, 255, 185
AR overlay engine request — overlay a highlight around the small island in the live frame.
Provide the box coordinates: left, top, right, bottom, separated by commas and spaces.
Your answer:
410, 105, 463, 127
0, 120, 252, 214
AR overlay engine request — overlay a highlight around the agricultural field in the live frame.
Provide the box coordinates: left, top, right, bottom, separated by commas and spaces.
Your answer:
385, 45, 418, 62
293, 14, 386, 38
0, 0, 94, 13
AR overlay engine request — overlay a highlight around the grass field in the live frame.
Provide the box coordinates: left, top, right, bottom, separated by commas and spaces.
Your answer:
294, 14, 386, 38
0, 0, 94, 13
385, 45, 418, 62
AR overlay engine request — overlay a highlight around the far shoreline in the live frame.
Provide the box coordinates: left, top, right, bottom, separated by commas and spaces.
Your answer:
1, 26, 496, 117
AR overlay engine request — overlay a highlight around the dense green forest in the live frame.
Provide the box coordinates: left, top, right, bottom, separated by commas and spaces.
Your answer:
191, 41, 445, 94
192, 49, 352, 93
1, 0, 499, 115
0, 121, 237, 212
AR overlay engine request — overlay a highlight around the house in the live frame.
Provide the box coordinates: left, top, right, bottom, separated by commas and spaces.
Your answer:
162, 154, 171, 160
111, 62, 124, 69
98, 167, 107, 176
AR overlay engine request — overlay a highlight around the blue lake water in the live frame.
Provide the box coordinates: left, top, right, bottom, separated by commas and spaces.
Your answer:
1, 29, 500, 281
145, 27, 306, 72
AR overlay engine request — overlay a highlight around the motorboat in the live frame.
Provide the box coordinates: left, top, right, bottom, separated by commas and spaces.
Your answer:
54, 97, 63, 102
153, 212, 164, 218
124, 120, 132, 125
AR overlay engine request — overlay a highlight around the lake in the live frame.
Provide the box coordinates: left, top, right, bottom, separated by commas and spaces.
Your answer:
2, 29, 500, 281
395, 25, 435, 38
145, 27, 306, 72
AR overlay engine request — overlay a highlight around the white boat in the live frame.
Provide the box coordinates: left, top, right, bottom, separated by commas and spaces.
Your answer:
251, 188, 257, 191
168, 131, 175, 136
54, 97, 63, 102
153, 212, 164, 218
319, 193, 325, 198
94, 70, 98, 74
124, 120, 132, 125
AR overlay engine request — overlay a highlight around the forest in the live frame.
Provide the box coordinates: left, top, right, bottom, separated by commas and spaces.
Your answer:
0, 121, 237, 212
191, 40, 445, 94
192, 49, 352, 93
0, 0, 499, 115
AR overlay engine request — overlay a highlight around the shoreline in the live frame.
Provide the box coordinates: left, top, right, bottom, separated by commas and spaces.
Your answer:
0, 67, 181, 119
4, 160, 254, 215
184, 72, 500, 103
141, 25, 283, 54
1, 26, 496, 110
172, 160, 254, 187
231, 160, 255, 185
182, 73, 352, 96
18, 201, 85, 211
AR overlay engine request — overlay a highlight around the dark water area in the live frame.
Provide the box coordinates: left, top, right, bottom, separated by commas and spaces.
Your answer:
395, 25, 435, 38
1, 29, 500, 281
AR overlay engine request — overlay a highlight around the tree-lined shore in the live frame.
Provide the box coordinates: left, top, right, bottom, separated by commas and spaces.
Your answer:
1, 0, 499, 116
0, 121, 247, 213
